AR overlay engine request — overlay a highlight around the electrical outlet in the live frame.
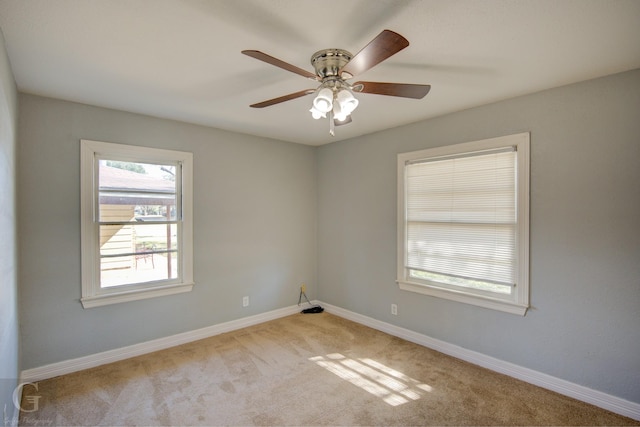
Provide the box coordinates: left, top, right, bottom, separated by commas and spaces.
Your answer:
391, 303, 398, 315
243, 296, 249, 307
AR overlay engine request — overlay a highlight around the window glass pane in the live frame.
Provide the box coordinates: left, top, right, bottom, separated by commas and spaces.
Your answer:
99, 223, 178, 288
100, 253, 176, 288
409, 270, 512, 295
98, 161, 177, 222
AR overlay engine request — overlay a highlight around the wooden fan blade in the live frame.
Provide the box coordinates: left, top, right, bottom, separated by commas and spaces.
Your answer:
250, 89, 315, 108
353, 81, 431, 99
242, 50, 318, 80
334, 116, 353, 127
339, 30, 410, 78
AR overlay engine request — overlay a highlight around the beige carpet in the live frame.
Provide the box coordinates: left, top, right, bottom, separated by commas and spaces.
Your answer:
20, 312, 637, 426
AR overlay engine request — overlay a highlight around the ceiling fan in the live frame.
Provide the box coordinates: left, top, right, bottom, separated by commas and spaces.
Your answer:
242, 29, 431, 136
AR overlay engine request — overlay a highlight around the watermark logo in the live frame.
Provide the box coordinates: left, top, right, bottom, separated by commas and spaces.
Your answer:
2, 380, 55, 426
12, 382, 41, 413
5, 381, 54, 426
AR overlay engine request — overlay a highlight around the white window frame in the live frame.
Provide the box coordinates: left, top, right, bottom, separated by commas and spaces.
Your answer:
80, 139, 194, 308
397, 133, 530, 315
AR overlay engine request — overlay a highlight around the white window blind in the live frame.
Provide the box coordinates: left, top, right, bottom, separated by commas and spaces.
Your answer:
405, 148, 517, 292
397, 133, 529, 315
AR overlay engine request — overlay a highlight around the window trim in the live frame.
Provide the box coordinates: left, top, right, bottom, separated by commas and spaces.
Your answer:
80, 139, 194, 308
397, 133, 530, 315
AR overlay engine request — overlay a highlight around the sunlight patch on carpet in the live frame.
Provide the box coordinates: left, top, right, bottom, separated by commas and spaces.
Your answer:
309, 353, 432, 406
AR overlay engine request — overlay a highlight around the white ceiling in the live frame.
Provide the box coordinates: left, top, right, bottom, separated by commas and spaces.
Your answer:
1, 0, 639, 146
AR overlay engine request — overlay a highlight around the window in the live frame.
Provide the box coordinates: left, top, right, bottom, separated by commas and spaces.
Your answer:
397, 133, 529, 315
80, 139, 193, 308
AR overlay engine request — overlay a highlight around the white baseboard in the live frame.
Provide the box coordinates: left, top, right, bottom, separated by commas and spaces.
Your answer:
19, 301, 640, 421
20, 304, 303, 383
319, 301, 640, 422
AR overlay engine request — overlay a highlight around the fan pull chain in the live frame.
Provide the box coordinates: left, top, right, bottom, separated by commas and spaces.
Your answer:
329, 110, 335, 136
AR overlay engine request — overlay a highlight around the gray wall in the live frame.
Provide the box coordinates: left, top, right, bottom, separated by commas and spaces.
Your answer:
317, 69, 640, 403
0, 28, 19, 420
17, 94, 317, 369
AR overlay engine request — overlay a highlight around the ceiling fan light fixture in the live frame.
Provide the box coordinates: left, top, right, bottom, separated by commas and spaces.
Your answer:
309, 106, 326, 120
336, 88, 359, 115
332, 100, 351, 122
313, 87, 333, 113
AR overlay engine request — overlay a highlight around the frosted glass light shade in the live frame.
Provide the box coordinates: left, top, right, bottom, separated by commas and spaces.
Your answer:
309, 106, 326, 119
332, 101, 348, 122
337, 89, 358, 114
313, 88, 333, 113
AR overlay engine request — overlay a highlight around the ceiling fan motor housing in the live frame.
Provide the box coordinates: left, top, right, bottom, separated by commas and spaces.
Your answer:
311, 49, 352, 79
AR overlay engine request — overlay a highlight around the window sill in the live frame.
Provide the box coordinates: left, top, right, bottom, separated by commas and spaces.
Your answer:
81, 282, 194, 308
397, 280, 528, 316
